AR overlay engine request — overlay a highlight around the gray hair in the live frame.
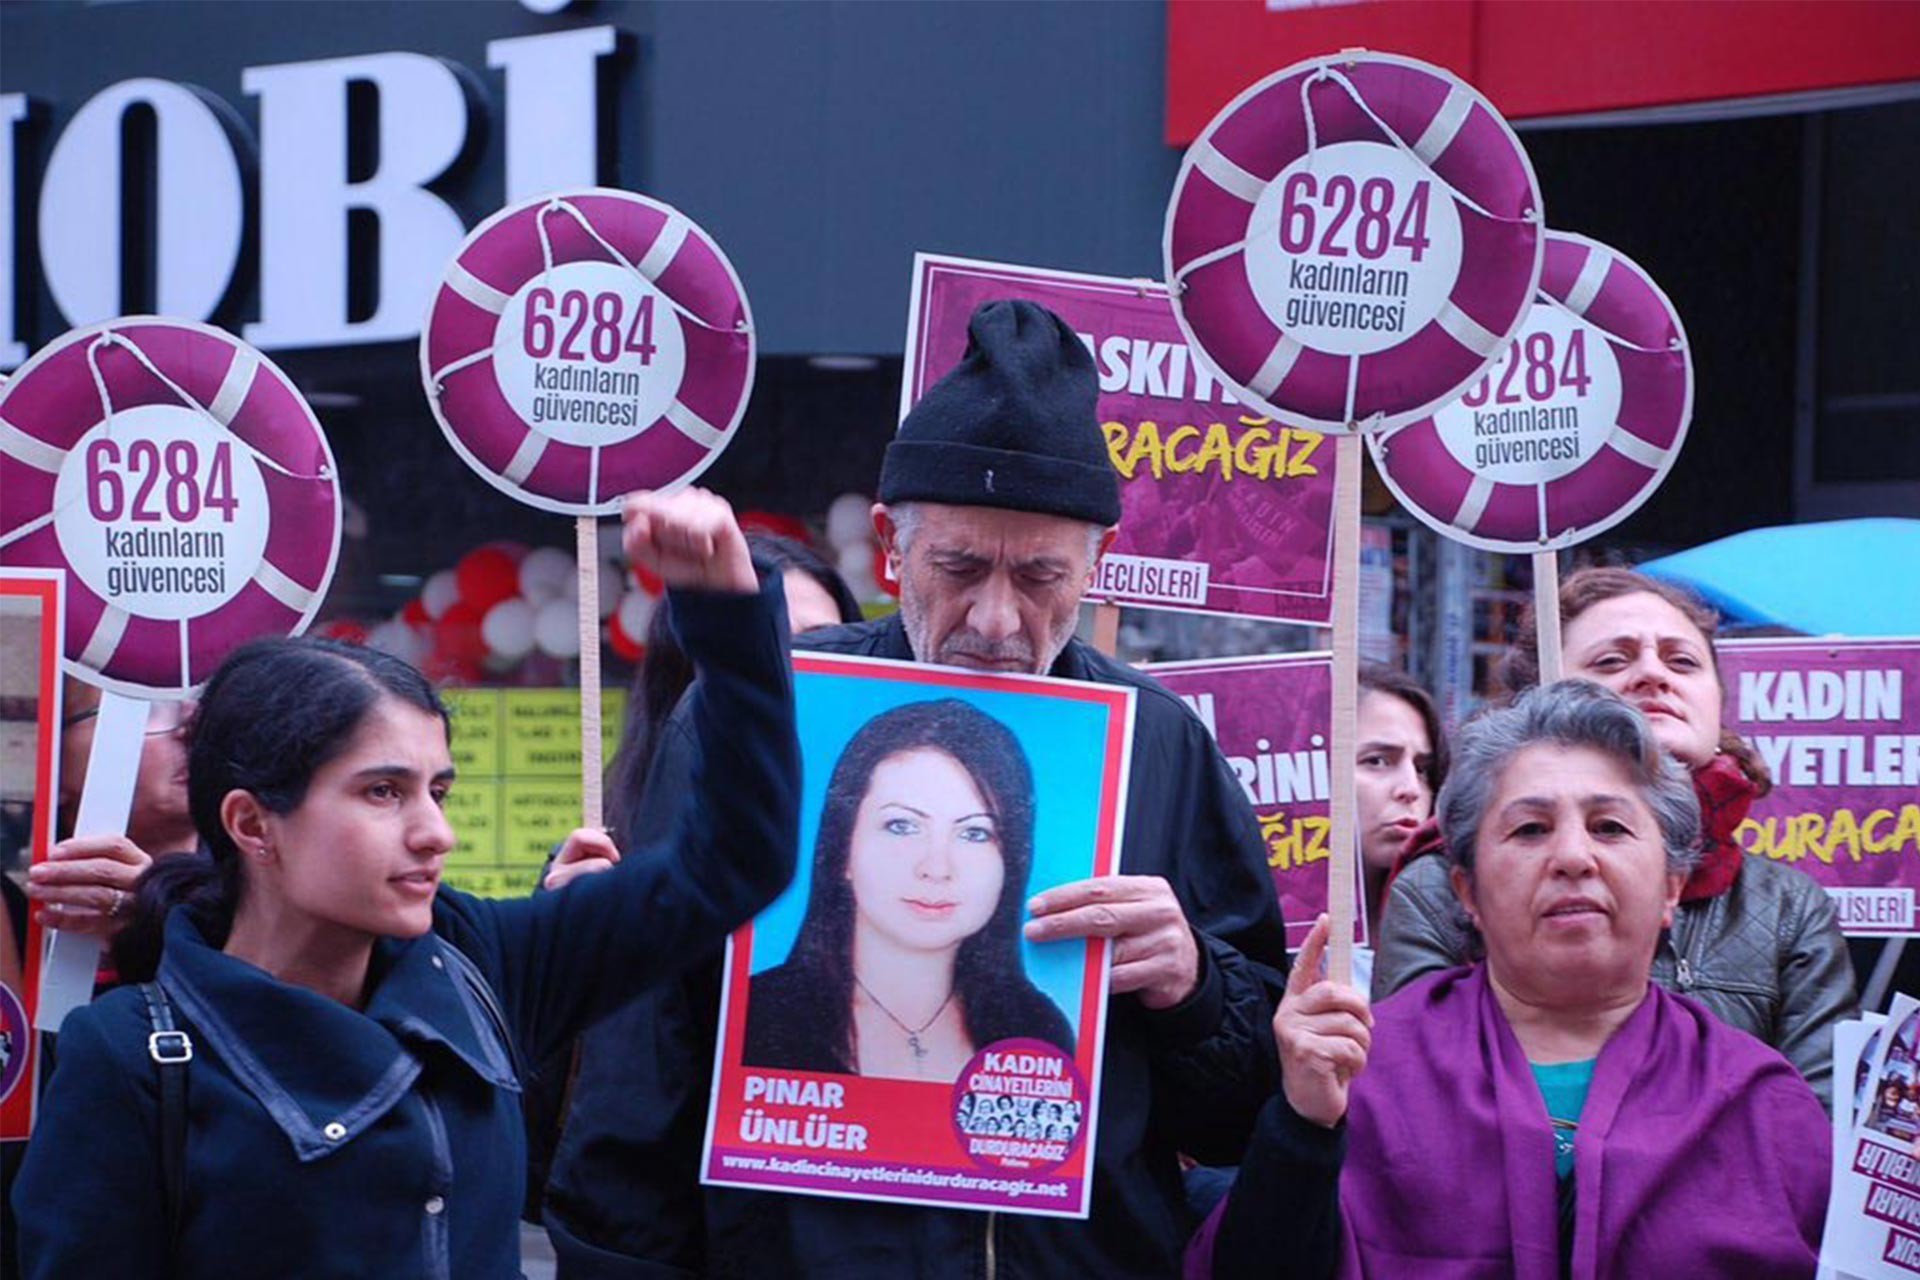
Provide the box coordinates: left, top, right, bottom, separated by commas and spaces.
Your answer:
887, 501, 1106, 563
1438, 681, 1701, 880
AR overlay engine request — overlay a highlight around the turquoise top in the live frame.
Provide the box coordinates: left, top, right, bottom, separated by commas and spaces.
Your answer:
1531, 1058, 1597, 1181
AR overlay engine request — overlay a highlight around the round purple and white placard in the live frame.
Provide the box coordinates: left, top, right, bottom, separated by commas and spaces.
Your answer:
1369, 231, 1692, 552
421, 189, 755, 516
0, 318, 341, 699
1165, 52, 1544, 435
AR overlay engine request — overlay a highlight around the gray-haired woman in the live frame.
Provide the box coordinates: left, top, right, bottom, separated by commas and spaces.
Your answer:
1374, 566, 1856, 1110
1190, 681, 1829, 1280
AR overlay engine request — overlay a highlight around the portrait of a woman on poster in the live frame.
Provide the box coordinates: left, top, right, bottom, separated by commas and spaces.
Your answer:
744, 699, 1074, 1082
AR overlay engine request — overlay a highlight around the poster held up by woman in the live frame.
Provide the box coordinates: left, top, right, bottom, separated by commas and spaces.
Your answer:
702, 652, 1134, 1218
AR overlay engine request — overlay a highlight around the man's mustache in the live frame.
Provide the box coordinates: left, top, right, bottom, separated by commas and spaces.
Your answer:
938, 631, 1036, 667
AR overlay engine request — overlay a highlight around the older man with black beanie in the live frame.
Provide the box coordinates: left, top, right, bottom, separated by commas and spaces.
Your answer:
540, 300, 1289, 1280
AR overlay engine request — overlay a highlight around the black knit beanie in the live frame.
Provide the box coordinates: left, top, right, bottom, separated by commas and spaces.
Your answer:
880, 300, 1121, 526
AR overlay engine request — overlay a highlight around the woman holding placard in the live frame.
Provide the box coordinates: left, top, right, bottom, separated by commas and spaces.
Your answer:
13, 489, 800, 1279
1373, 567, 1856, 1108
1190, 682, 1829, 1279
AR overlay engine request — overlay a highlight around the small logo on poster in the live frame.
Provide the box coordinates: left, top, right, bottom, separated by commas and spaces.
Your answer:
0, 984, 28, 1105
952, 1038, 1088, 1173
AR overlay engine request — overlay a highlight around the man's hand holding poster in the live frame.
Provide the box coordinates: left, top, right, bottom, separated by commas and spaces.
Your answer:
702, 654, 1134, 1217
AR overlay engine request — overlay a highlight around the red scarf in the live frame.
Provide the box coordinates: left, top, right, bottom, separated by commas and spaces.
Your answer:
1681, 753, 1757, 903
1383, 754, 1758, 909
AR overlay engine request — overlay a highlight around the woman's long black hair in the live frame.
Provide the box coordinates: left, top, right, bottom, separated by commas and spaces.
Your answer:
604, 533, 862, 841
771, 699, 1074, 1070
112, 637, 448, 980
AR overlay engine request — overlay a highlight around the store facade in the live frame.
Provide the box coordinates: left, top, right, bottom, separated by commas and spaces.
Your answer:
4, 0, 1917, 707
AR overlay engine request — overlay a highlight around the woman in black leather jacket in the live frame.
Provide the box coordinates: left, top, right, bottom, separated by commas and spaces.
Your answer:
1373, 566, 1857, 1111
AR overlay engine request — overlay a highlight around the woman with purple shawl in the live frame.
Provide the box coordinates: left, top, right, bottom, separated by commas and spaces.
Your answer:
1190, 682, 1830, 1280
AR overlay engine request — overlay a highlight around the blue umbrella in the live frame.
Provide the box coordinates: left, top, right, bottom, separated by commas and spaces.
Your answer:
1639, 518, 1920, 636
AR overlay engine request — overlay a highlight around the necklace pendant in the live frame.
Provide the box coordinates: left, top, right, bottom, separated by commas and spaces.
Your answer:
908, 1033, 927, 1061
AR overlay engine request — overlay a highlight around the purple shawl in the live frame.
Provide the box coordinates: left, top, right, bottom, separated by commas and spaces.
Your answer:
1197, 965, 1829, 1279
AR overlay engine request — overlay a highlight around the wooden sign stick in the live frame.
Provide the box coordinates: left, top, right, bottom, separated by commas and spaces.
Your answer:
576, 515, 605, 832
1533, 549, 1564, 683
1090, 601, 1122, 658
37, 691, 147, 1030
1325, 434, 1363, 986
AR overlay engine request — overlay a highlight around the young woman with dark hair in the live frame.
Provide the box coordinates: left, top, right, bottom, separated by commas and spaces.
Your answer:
13, 490, 801, 1279
743, 698, 1073, 1081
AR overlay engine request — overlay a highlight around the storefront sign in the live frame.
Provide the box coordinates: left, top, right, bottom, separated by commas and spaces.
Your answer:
704, 654, 1132, 1218
1372, 231, 1692, 552
1167, 1, 1920, 144
903, 255, 1336, 625
1, 27, 618, 368
1165, 51, 1542, 434
1722, 639, 1920, 936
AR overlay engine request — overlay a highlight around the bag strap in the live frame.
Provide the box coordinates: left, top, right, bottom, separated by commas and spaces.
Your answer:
139, 980, 193, 1250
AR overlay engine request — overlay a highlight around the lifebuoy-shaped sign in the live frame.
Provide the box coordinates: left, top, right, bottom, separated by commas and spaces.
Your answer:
1166, 52, 1543, 434
1370, 231, 1693, 552
421, 188, 755, 515
0, 318, 341, 697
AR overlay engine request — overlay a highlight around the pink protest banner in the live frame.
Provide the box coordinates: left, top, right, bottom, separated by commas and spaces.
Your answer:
1, 568, 63, 1141
903, 254, 1336, 626
1721, 638, 1920, 936
1144, 653, 1360, 951
703, 655, 1133, 1218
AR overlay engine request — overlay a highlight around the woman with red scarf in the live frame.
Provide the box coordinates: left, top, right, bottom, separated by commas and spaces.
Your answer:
1373, 566, 1857, 1110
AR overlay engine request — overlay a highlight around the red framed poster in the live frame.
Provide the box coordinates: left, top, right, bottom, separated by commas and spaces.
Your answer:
703, 654, 1134, 1218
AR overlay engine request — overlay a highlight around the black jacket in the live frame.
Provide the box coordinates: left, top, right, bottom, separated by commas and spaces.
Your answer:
542, 614, 1289, 1279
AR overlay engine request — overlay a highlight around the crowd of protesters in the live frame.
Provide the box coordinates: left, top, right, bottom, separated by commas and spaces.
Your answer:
6, 300, 1860, 1278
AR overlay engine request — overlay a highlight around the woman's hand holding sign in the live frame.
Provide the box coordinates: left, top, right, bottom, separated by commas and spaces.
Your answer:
1024, 875, 1201, 1010
27, 834, 153, 937
1276, 914, 1373, 1128
544, 827, 621, 891
621, 488, 757, 595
